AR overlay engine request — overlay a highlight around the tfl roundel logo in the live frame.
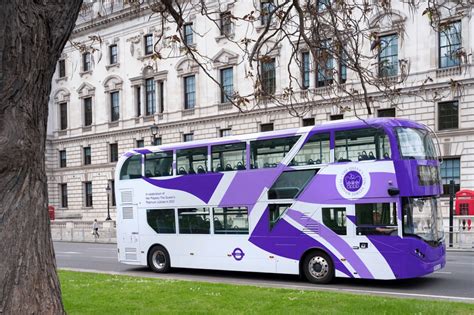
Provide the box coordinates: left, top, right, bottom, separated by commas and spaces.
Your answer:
336, 167, 370, 199
231, 248, 245, 261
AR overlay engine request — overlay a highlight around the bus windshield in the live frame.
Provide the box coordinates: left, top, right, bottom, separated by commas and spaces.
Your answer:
403, 197, 444, 244
396, 127, 437, 160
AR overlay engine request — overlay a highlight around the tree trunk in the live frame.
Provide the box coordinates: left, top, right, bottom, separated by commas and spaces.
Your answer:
0, 1, 82, 313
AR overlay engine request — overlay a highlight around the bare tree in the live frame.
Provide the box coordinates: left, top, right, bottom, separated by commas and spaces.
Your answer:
0, 1, 83, 313
112, 0, 472, 118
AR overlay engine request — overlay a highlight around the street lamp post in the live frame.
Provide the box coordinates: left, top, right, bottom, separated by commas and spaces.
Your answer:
150, 123, 158, 145
105, 184, 112, 221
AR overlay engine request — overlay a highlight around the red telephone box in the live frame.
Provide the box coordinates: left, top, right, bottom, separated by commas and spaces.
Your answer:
455, 190, 474, 215
48, 205, 55, 221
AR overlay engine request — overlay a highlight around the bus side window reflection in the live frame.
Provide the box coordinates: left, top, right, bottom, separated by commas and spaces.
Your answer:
355, 203, 398, 235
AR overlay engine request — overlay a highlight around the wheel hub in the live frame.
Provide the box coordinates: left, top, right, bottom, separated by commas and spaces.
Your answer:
308, 256, 329, 279
152, 251, 166, 270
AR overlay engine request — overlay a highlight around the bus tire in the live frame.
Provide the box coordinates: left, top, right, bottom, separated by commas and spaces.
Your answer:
148, 245, 171, 273
302, 251, 334, 284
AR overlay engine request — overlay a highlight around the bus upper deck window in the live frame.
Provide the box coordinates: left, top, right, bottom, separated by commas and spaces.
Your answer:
211, 142, 246, 172
145, 151, 173, 177
335, 128, 390, 162
291, 133, 330, 166
176, 147, 208, 175
120, 155, 142, 180
250, 136, 300, 169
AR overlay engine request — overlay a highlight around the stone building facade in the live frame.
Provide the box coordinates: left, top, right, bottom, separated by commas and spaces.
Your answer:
46, 1, 474, 221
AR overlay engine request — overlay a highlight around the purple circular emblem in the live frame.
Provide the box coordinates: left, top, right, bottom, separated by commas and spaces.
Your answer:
231, 248, 245, 261
343, 171, 363, 192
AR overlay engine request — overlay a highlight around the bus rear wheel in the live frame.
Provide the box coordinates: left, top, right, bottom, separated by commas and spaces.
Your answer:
148, 245, 171, 273
303, 251, 334, 284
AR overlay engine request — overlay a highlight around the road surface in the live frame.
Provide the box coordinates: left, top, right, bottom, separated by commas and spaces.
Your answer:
54, 242, 474, 303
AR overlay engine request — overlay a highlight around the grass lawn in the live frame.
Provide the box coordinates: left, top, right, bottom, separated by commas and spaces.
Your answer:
59, 270, 474, 314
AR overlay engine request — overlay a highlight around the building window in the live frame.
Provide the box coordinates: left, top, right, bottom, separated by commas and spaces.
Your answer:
377, 108, 396, 117
153, 137, 162, 146
439, 21, 461, 68
183, 133, 193, 142
220, 12, 232, 36
317, 0, 330, 12
83, 147, 91, 165
339, 49, 347, 84
438, 100, 458, 130
260, 0, 275, 25
84, 97, 93, 126
84, 182, 93, 207
110, 143, 118, 163
110, 91, 120, 122
110, 180, 116, 207
158, 81, 164, 114
136, 139, 144, 148
261, 58, 276, 95
302, 118, 315, 126
144, 34, 153, 55
135, 86, 141, 117
330, 114, 343, 121
58, 59, 66, 78
302, 52, 310, 89
59, 102, 67, 130
316, 39, 333, 87
260, 123, 274, 132
441, 158, 460, 195
220, 128, 231, 137
145, 78, 156, 116
183, 23, 193, 45
82, 52, 91, 72
220, 67, 233, 103
109, 44, 118, 64
379, 34, 398, 77
60, 183, 68, 208
184, 75, 196, 109
59, 150, 66, 168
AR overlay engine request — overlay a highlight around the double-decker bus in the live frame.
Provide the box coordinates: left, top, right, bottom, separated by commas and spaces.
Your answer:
115, 118, 445, 283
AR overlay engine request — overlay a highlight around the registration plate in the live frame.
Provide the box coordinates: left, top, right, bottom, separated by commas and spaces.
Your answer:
433, 264, 441, 271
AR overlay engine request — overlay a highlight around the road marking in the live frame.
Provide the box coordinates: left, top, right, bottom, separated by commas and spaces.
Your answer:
57, 251, 81, 254
87, 248, 117, 251
448, 262, 474, 266
91, 256, 116, 259
434, 271, 452, 274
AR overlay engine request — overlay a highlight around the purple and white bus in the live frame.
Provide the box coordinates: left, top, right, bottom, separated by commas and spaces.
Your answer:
115, 118, 445, 283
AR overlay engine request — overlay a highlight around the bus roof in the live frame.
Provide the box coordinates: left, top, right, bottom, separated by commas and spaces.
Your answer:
124, 118, 425, 156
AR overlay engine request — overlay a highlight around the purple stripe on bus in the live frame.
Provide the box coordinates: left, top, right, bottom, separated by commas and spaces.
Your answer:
143, 173, 224, 203
248, 207, 353, 277
134, 149, 152, 154
366, 236, 446, 279
219, 169, 280, 208
286, 209, 373, 279
346, 215, 357, 225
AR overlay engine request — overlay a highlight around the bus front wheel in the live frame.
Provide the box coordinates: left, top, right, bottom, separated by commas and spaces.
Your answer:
303, 251, 334, 284
148, 245, 171, 273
